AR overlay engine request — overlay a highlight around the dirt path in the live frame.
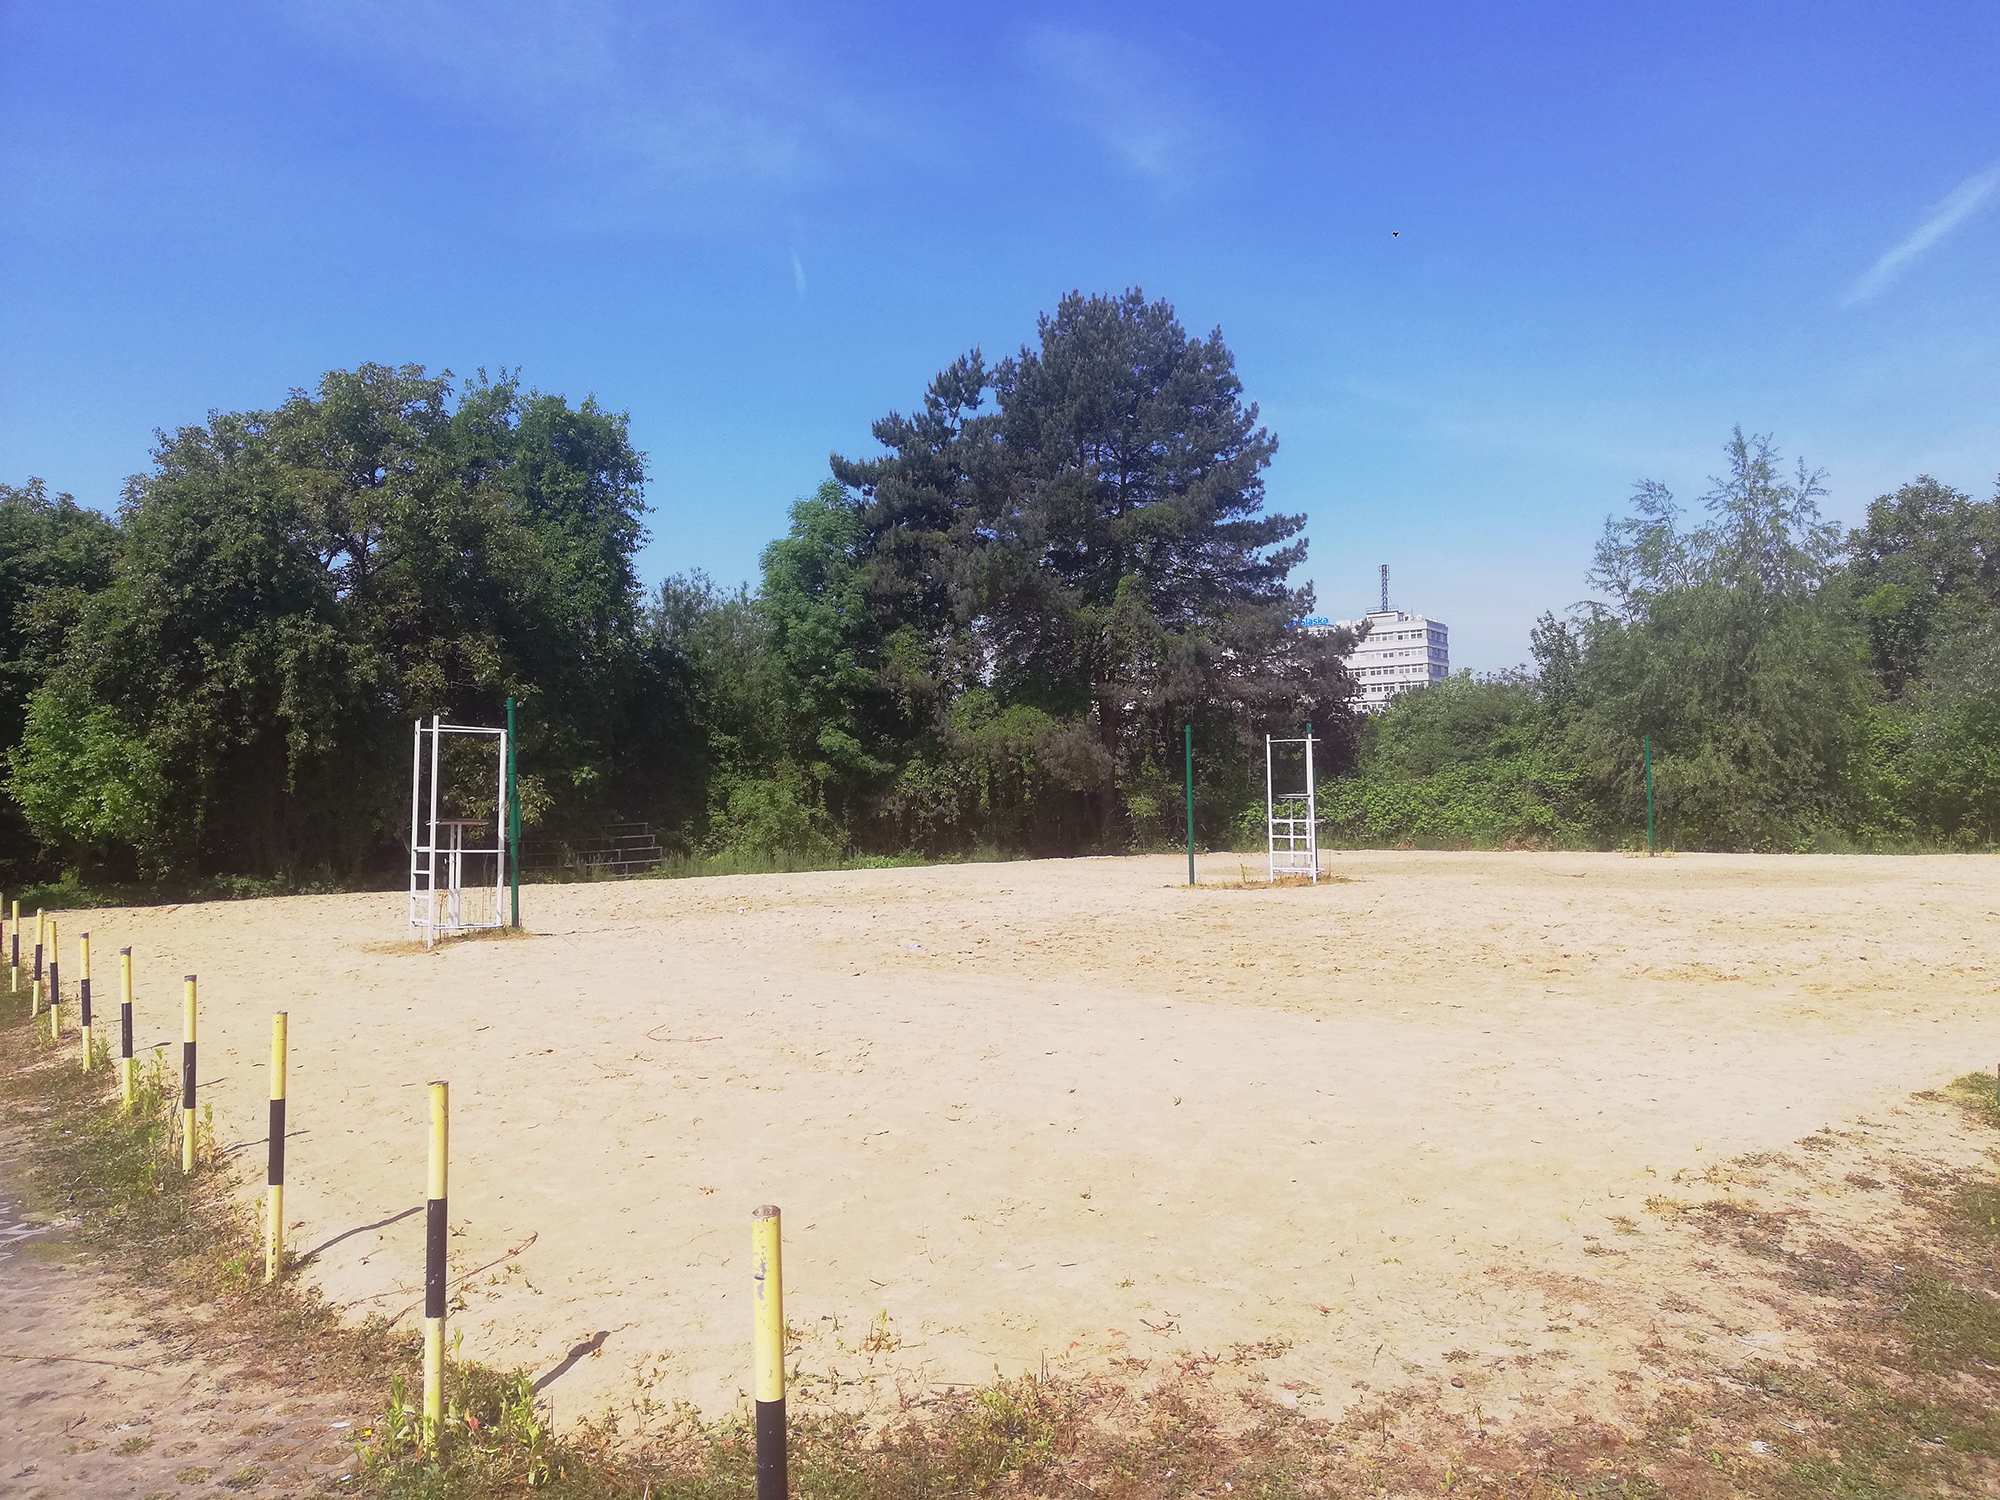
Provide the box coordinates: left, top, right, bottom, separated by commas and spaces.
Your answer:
0, 1138, 366, 1499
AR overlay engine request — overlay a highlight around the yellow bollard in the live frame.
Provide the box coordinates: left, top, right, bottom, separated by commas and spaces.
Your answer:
423, 1080, 449, 1448
181, 976, 198, 1174
752, 1204, 787, 1500
78, 932, 92, 1069
5, 897, 13, 992
266, 1013, 288, 1283
32, 908, 45, 1015
119, 949, 136, 1110
46, 919, 59, 1042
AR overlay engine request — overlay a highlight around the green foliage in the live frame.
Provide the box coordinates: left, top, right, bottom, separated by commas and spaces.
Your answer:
705, 771, 843, 860
1848, 475, 2000, 695
0, 479, 124, 882
13, 340, 2000, 879
820, 287, 1356, 855
1560, 429, 1873, 850
4, 365, 673, 881
1363, 669, 1545, 779
1323, 672, 1585, 847
1324, 430, 2000, 852
1896, 619, 2000, 843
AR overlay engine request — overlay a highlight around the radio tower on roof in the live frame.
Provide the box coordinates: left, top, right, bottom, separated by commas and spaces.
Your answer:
1379, 563, 1389, 612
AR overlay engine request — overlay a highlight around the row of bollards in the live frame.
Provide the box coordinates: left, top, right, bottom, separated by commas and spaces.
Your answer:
4, 898, 794, 1493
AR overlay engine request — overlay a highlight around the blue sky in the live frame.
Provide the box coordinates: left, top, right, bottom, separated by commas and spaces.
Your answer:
4, 1, 1997, 670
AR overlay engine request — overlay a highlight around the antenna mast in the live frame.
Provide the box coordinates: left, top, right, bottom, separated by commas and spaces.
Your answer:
1379, 563, 1389, 613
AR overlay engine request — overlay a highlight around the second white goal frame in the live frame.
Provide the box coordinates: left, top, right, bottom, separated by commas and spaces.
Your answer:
1265, 731, 1320, 883
409, 715, 510, 947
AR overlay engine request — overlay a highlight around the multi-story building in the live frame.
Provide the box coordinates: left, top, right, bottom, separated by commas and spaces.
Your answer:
1336, 608, 1449, 710
1300, 567, 1450, 712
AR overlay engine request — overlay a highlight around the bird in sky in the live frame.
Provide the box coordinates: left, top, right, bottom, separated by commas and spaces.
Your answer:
1392, 231, 1400, 237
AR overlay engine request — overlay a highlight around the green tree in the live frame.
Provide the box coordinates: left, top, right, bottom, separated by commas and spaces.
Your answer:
1898, 618, 2000, 843
1564, 428, 1870, 849
6, 365, 659, 881
1845, 475, 2000, 696
0, 479, 124, 880
759, 480, 894, 801
829, 289, 1357, 853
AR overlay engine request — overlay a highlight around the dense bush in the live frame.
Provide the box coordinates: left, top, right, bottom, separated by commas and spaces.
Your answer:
1325, 436, 2000, 852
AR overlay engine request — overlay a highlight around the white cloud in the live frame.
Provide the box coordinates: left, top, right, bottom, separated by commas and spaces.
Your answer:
1019, 25, 1214, 190
791, 250, 806, 300
279, 0, 869, 189
1843, 157, 2000, 306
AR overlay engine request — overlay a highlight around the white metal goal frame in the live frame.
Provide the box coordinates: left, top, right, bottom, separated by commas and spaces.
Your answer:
409, 715, 510, 947
1265, 732, 1320, 883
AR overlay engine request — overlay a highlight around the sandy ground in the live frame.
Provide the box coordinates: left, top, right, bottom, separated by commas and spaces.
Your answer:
20, 850, 1999, 1433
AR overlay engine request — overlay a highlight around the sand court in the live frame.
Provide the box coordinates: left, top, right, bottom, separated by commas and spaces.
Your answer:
62, 851, 2000, 1426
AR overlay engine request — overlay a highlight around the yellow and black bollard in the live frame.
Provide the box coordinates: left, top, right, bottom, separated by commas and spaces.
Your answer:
423, 1080, 449, 1448
119, 949, 136, 1110
78, 932, 93, 1069
46, 919, 60, 1042
266, 1013, 288, 1282
5, 898, 14, 992
752, 1204, 787, 1500
181, 976, 198, 1174
31, 907, 44, 1014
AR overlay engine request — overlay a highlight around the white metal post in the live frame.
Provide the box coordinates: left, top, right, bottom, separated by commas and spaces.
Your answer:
1305, 732, 1318, 883
446, 823, 464, 929
409, 720, 424, 941
426, 714, 442, 948
1264, 734, 1275, 884
494, 729, 508, 928
409, 720, 512, 943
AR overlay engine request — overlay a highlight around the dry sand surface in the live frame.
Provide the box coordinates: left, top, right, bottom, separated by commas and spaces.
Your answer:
41, 851, 2000, 1434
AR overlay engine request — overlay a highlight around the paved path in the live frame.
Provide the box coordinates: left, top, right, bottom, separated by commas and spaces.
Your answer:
0, 1140, 368, 1499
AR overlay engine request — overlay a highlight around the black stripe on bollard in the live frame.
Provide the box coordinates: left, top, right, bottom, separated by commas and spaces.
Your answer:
422, 1080, 449, 1444
121, 998, 133, 1061
756, 1398, 787, 1500
425, 1197, 447, 1321
181, 976, 197, 1173
269, 1097, 287, 1186
79, 976, 91, 1030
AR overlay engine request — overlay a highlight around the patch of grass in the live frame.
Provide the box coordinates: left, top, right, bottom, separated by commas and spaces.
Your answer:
0, 989, 413, 1405
15, 869, 393, 911
1943, 1069, 2000, 1128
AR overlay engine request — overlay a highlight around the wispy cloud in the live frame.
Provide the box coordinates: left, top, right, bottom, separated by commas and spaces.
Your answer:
1843, 158, 2000, 306
280, 0, 874, 191
1019, 26, 1217, 191
791, 250, 806, 300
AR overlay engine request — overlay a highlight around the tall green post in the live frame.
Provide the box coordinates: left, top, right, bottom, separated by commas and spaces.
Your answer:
1644, 733, 1654, 857
507, 696, 521, 928
1184, 724, 1196, 886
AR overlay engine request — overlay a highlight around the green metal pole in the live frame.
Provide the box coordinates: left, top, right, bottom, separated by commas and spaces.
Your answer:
507, 696, 521, 928
1644, 733, 1654, 857
1184, 724, 1195, 886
